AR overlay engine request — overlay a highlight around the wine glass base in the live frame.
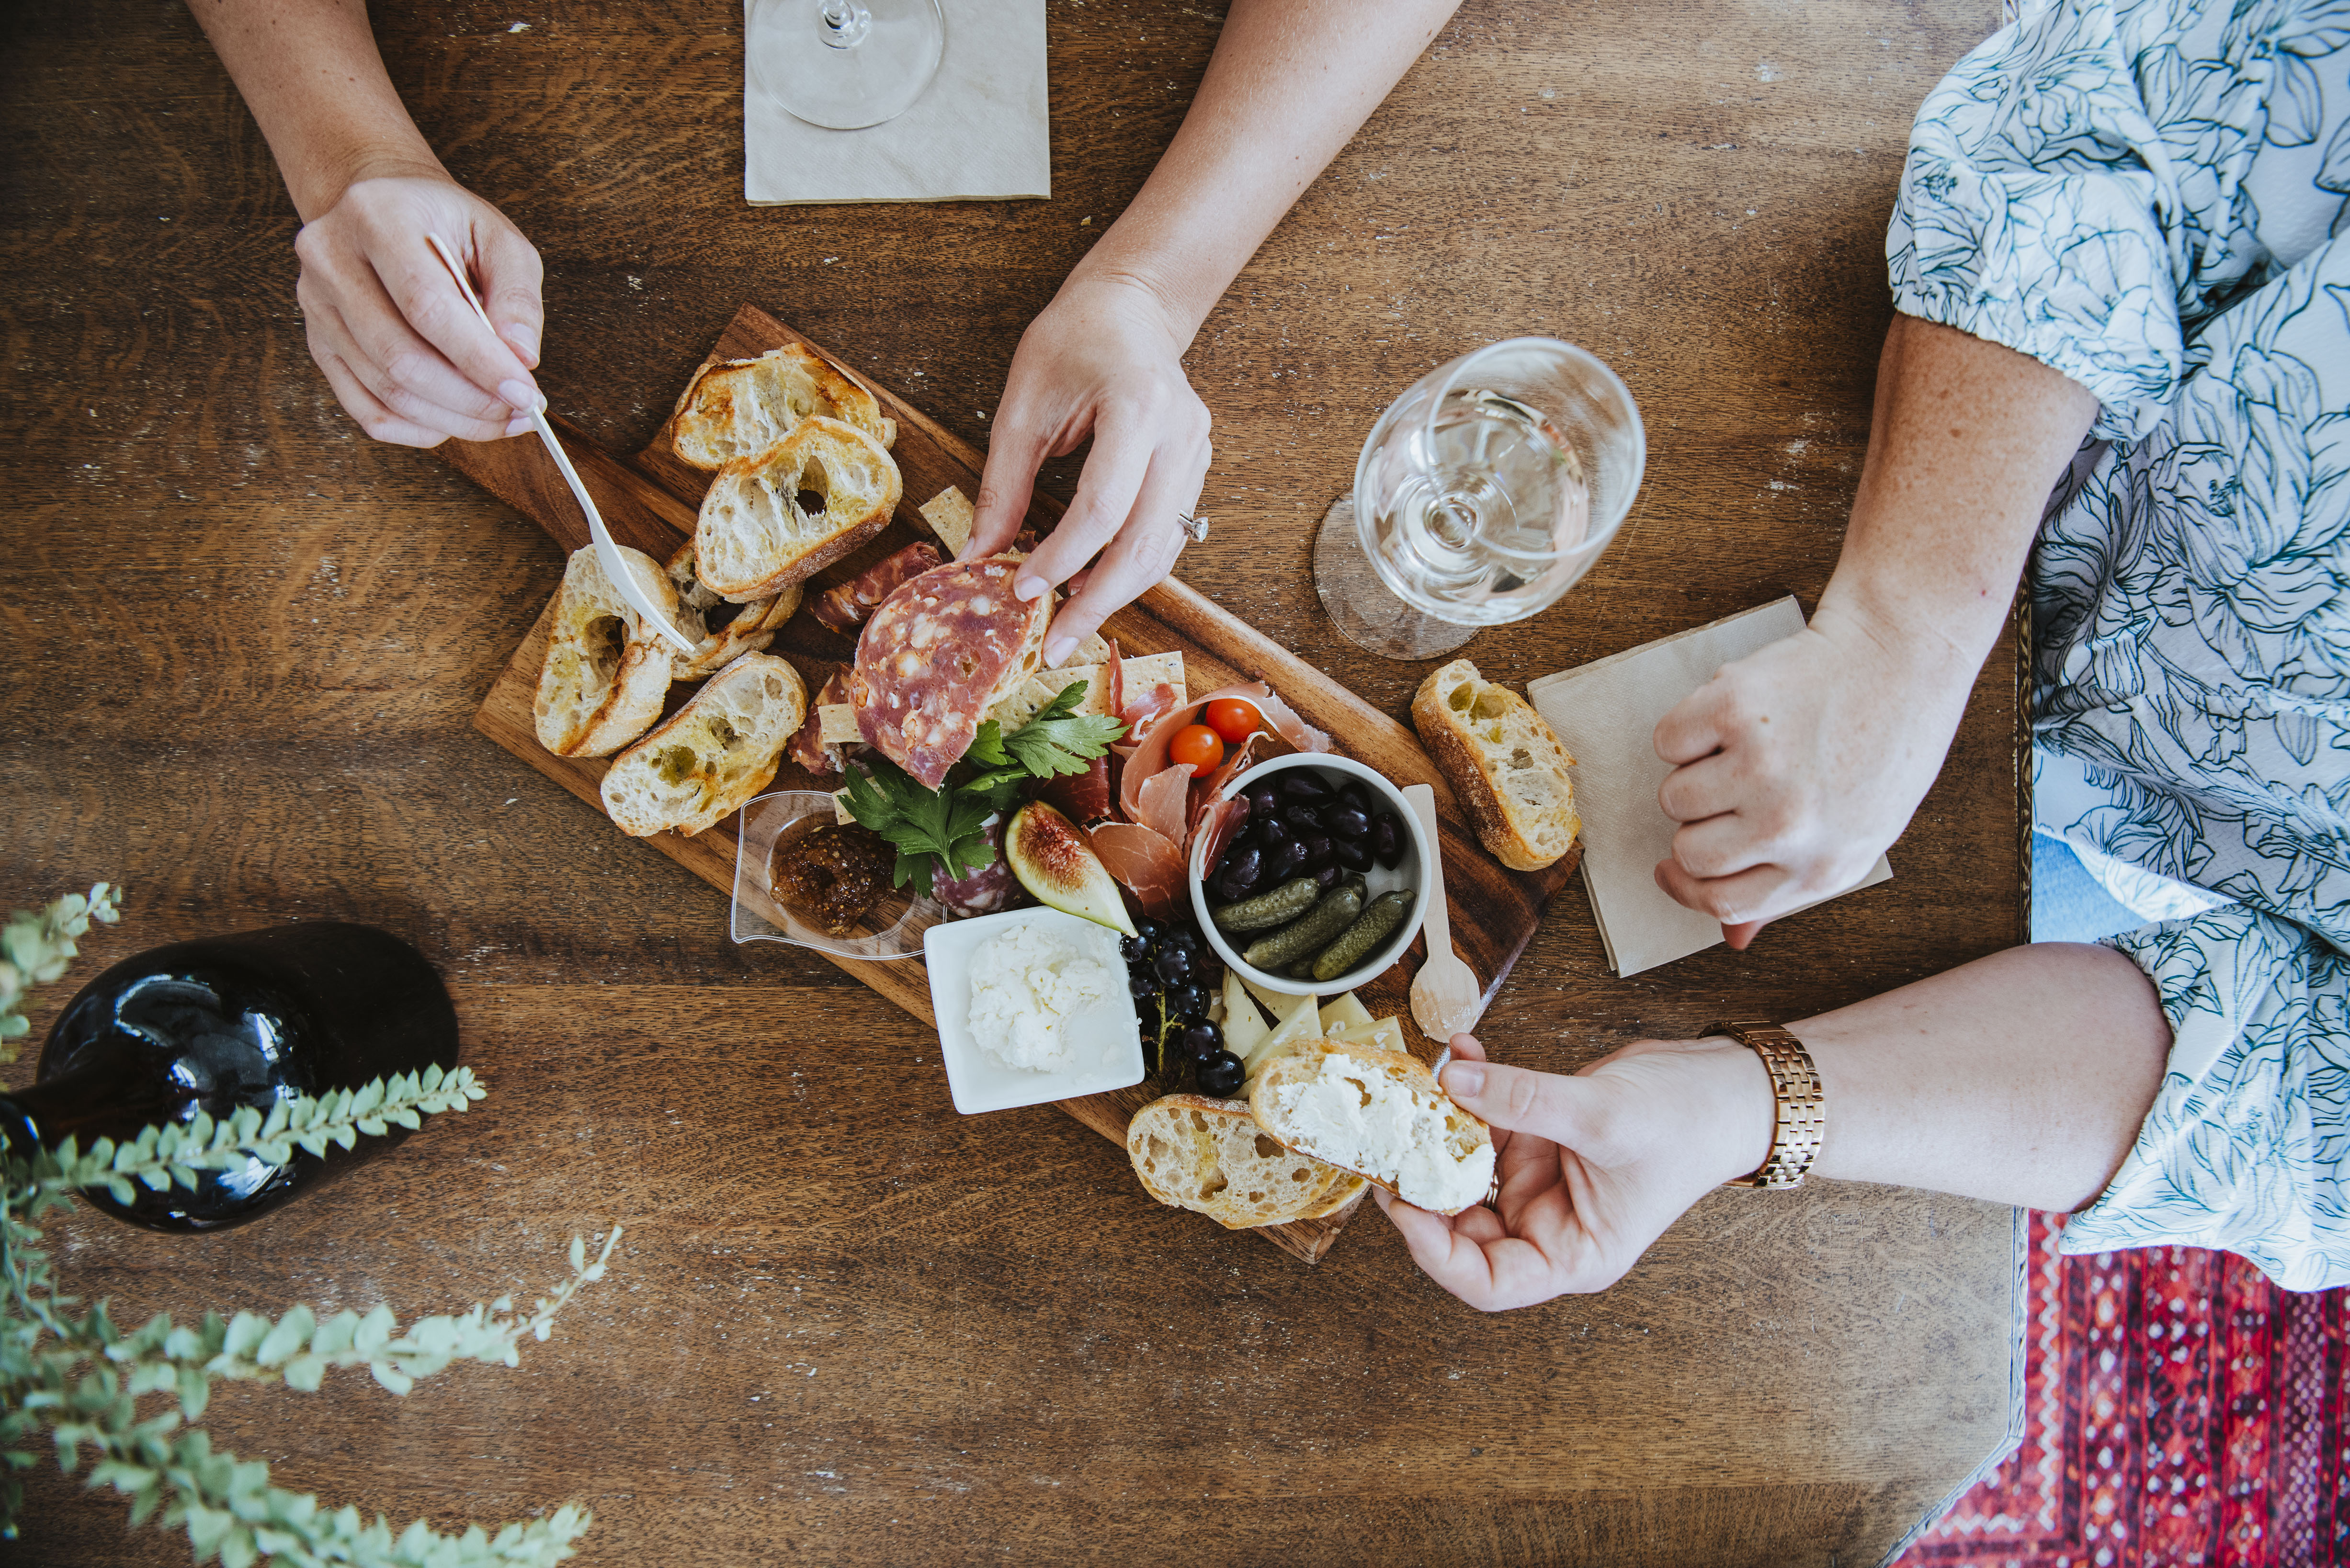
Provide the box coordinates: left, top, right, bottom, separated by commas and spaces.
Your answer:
749, 0, 946, 131
1313, 494, 1479, 661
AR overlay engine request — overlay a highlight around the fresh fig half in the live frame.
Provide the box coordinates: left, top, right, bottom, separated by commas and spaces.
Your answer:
1005, 801, 1137, 937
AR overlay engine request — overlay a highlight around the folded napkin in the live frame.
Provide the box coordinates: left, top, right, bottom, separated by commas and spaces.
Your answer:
744, 0, 1051, 204
1526, 598, 1893, 977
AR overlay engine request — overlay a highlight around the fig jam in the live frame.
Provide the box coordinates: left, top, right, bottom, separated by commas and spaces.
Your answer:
772, 823, 895, 936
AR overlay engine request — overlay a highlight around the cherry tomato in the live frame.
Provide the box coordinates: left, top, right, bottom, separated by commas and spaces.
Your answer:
1203, 698, 1260, 744
1169, 723, 1225, 777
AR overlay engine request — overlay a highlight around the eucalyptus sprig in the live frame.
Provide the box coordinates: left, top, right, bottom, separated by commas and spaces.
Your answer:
0, 885, 615, 1566
0, 882, 119, 1058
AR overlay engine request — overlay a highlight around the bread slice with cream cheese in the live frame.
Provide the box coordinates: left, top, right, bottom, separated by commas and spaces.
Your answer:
1249, 1038, 1495, 1216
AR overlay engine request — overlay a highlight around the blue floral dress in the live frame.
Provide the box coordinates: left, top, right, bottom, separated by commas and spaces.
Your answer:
1888, 0, 2350, 1288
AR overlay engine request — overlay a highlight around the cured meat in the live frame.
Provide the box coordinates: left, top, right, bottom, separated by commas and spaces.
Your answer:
1104, 639, 1126, 737
785, 670, 854, 777
1196, 794, 1249, 875
1040, 754, 1113, 826
931, 820, 1022, 918
851, 556, 1052, 790
1121, 678, 1181, 733
1134, 765, 1193, 850
1090, 822, 1188, 921
812, 541, 942, 634
1118, 682, 1329, 822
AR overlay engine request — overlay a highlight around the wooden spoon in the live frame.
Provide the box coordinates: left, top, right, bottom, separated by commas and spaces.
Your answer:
1404, 784, 1484, 1043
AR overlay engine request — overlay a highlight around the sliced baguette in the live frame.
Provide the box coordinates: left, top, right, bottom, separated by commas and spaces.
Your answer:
1410, 659, 1580, 872
1126, 1094, 1355, 1230
1249, 1038, 1495, 1217
665, 540, 803, 680
600, 653, 809, 836
694, 416, 903, 601
663, 343, 895, 470
534, 544, 681, 758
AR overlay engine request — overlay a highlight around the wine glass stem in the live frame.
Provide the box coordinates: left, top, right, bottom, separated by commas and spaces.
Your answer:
819, 0, 873, 49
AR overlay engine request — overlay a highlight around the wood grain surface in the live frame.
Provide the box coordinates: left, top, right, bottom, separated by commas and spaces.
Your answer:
451, 303, 1585, 1264
1, 0, 2020, 1564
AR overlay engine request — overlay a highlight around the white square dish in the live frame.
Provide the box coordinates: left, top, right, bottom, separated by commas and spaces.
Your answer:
922, 907, 1144, 1115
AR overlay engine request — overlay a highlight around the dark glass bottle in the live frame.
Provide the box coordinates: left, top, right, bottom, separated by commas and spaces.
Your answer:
0, 923, 461, 1232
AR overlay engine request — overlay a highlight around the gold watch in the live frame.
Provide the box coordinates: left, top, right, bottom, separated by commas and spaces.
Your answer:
1704, 1020, 1825, 1189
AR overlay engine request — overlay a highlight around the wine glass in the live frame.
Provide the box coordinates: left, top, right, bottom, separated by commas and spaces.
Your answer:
747, 0, 947, 132
1315, 338, 1646, 660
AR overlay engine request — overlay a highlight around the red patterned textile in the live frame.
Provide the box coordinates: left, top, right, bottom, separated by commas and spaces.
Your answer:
1891, 1212, 2350, 1567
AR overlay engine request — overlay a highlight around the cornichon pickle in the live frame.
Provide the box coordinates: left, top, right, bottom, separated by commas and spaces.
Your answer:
1240, 879, 1366, 970
1210, 876, 1321, 933
1310, 890, 1413, 982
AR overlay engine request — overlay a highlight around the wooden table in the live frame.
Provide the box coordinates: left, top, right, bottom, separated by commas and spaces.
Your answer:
1, 1, 2020, 1563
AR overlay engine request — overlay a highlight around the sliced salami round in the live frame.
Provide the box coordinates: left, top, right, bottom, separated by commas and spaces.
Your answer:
849, 556, 1051, 789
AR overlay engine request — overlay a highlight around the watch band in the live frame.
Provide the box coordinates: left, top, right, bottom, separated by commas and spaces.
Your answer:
1704, 1020, 1825, 1189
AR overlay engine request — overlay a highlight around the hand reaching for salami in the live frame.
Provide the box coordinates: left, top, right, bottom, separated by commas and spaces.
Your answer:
962, 273, 1216, 666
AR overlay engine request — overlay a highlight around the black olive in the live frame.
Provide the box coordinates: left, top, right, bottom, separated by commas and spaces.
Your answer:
1332, 836, 1372, 872
1282, 803, 1324, 832
1325, 806, 1370, 839
1168, 981, 1212, 1022
1268, 838, 1310, 883
1153, 946, 1193, 984
1312, 865, 1341, 889
1339, 782, 1373, 817
1279, 772, 1331, 803
1372, 812, 1404, 869
1255, 817, 1290, 848
1301, 834, 1334, 872
1217, 846, 1263, 901
1246, 785, 1280, 819
1195, 1051, 1246, 1098
1181, 1021, 1225, 1061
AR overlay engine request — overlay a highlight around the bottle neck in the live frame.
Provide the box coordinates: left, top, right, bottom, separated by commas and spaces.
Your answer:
0, 1058, 192, 1161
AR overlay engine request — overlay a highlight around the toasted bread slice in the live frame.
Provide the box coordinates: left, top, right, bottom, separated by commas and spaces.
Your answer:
1411, 659, 1580, 872
600, 653, 809, 836
1249, 1038, 1495, 1216
665, 540, 803, 680
694, 416, 904, 600
534, 544, 681, 758
1126, 1094, 1354, 1230
663, 343, 895, 470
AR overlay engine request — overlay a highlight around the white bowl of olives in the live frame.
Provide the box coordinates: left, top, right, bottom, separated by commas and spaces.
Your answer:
1188, 753, 1430, 997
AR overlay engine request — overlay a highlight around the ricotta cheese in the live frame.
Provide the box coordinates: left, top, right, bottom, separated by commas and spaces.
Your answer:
966, 920, 1116, 1073
1267, 1053, 1495, 1213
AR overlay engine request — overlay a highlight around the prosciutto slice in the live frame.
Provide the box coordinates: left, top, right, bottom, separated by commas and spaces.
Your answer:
1134, 764, 1193, 850
1090, 822, 1188, 921
1190, 731, 1263, 837
1195, 794, 1249, 876
1039, 754, 1113, 827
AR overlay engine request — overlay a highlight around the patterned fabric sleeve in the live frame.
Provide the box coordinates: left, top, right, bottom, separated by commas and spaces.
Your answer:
2061, 905, 2350, 1292
1887, 0, 2234, 442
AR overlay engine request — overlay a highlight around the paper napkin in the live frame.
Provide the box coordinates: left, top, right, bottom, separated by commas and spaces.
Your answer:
1525, 597, 1893, 977
744, 0, 1051, 205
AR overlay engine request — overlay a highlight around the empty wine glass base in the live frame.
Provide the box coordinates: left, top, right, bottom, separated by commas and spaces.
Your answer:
1313, 495, 1479, 660
748, 0, 946, 131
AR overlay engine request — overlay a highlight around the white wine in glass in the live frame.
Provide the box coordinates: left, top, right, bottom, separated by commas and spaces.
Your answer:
748, 0, 947, 132
1317, 338, 1645, 660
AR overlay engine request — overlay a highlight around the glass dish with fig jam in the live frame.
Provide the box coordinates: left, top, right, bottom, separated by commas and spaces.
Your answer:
731, 791, 946, 959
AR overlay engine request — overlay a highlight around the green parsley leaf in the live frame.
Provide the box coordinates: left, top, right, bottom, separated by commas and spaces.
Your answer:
965, 721, 1011, 768
999, 681, 1127, 779
840, 759, 998, 897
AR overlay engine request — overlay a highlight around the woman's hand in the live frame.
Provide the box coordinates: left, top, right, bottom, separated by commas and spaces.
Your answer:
1650, 606, 1974, 948
1377, 1033, 1774, 1311
293, 173, 545, 448
963, 273, 1214, 666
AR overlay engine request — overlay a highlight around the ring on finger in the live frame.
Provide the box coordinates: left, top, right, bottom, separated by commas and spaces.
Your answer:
1177, 512, 1209, 543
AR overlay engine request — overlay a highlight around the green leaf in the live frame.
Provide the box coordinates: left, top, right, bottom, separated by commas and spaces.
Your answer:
280, 1354, 326, 1393
998, 681, 1127, 778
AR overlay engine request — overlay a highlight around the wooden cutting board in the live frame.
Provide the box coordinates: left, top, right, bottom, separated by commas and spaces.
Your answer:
446, 305, 1582, 1263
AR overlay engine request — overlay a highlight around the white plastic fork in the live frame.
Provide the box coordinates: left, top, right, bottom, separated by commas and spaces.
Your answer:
422, 233, 694, 655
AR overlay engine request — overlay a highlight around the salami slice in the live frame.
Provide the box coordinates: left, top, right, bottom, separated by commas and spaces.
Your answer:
812, 541, 942, 635
850, 556, 1051, 789
786, 670, 854, 777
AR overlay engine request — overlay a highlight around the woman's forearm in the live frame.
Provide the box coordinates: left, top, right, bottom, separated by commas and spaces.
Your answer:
188, 0, 445, 219
1816, 314, 2102, 679
1784, 943, 2171, 1210
1079, 0, 1462, 332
